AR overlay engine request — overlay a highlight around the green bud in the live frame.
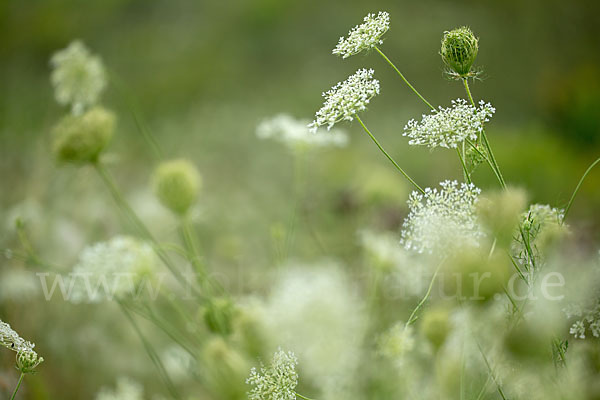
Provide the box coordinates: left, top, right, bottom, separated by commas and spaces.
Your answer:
16, 349, 44, 373
152, 159, 201, 215
203, 297, 234, 336
421, 307, 451, 350
441, 27, 479, 78
52, 107, 115, 163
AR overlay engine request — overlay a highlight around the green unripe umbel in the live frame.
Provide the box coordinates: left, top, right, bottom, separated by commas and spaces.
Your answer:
152, 159, 201, 215
421, 307, 451, 350
441, 27, 479, 78
52, 106, 115, 163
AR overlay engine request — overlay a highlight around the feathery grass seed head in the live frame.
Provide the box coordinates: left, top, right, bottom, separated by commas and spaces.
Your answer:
52, 106, 115, 164
50, 40, 107, 115
332, 11, 390, 58
403, 99, 495, 149
152, 159, 201, 215
309, 68, 379, 132
441, 27, 479, 78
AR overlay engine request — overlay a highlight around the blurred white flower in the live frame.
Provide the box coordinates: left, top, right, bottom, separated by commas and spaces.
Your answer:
378, 322, 415, 361
404, 99, 495, 149
50, 40, 107, 115
257, 114, 348, 150
261, 263, 365, 399
359, 229, 430, 297
69, 236, 158, 303
96, 378, 144, 400
309, 69, 379, 132
332, 12, 390, 58
400, 180, 483, 254
247, 349, 299, 400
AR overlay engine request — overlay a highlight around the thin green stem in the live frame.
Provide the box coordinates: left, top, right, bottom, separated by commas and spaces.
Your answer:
10, 373, 24, 400
563, 157, 600, 222
465, 139, 505, 189
375, 46, 434, 110
456, 147, 471, 184
119, 302, 182, 400
94, 162, 204, 300
405, 259, 444, 327
462, 79, 506, 189
295, 392, 317, 400
355, 115, 425, 194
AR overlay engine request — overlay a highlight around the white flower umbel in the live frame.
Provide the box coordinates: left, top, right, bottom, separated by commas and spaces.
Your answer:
247, 349, 299, 400
1, 319, 44, 373
403, 99, 495, 149
400, 180, 483, 254
50, 40, 107, 115
332, 11, 390, 58
257, 114, 348, 150
69, 236, 157, 303
309, 68, 380, 132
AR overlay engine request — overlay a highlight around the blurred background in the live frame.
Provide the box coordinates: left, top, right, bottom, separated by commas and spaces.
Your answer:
1, 0, 599, 398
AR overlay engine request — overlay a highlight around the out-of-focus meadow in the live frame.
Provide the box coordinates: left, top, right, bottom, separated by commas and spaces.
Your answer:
1, 0, 599, 399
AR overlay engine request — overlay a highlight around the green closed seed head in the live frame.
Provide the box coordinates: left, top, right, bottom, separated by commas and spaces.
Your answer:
421, 307, 451, 350
152, 159, 201, 215
441, 27, 479, 78
52, 107, 115, 164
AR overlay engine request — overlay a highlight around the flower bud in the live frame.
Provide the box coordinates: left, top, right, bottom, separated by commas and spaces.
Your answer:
52, 107, 115, 163
16, 348, 44, 373
441, 27, 479, 78
152, 159, 201, 215
421, 307, 451, 350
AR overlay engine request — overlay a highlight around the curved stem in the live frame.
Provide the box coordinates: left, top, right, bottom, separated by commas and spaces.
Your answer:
295, 392, 317, 400
462, 79, 506, 189
94, 162, 204, 300
119, 302, 182, 400
355, 115, 425, 194
456, 147, 471, 184
10, 373, 24, 400
563, 157, 600, 222
374, 46, 434, 110
405, 259, 444, 327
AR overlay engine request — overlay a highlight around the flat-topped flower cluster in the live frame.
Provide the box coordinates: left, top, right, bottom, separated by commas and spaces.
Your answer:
403, 99, 495, 149
308, 68, 379, 132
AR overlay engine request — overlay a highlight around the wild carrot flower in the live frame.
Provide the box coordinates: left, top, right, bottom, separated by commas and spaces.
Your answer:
246, 349, 299, 400
257, 114, 348, 150
332, 12, 390, 58
69, 236, 158, 303
1, 319, 44, 373
400, 180, 483, 254
403, 99, 495, 149
50, 40, 107, 115
309, 69, 380, 132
